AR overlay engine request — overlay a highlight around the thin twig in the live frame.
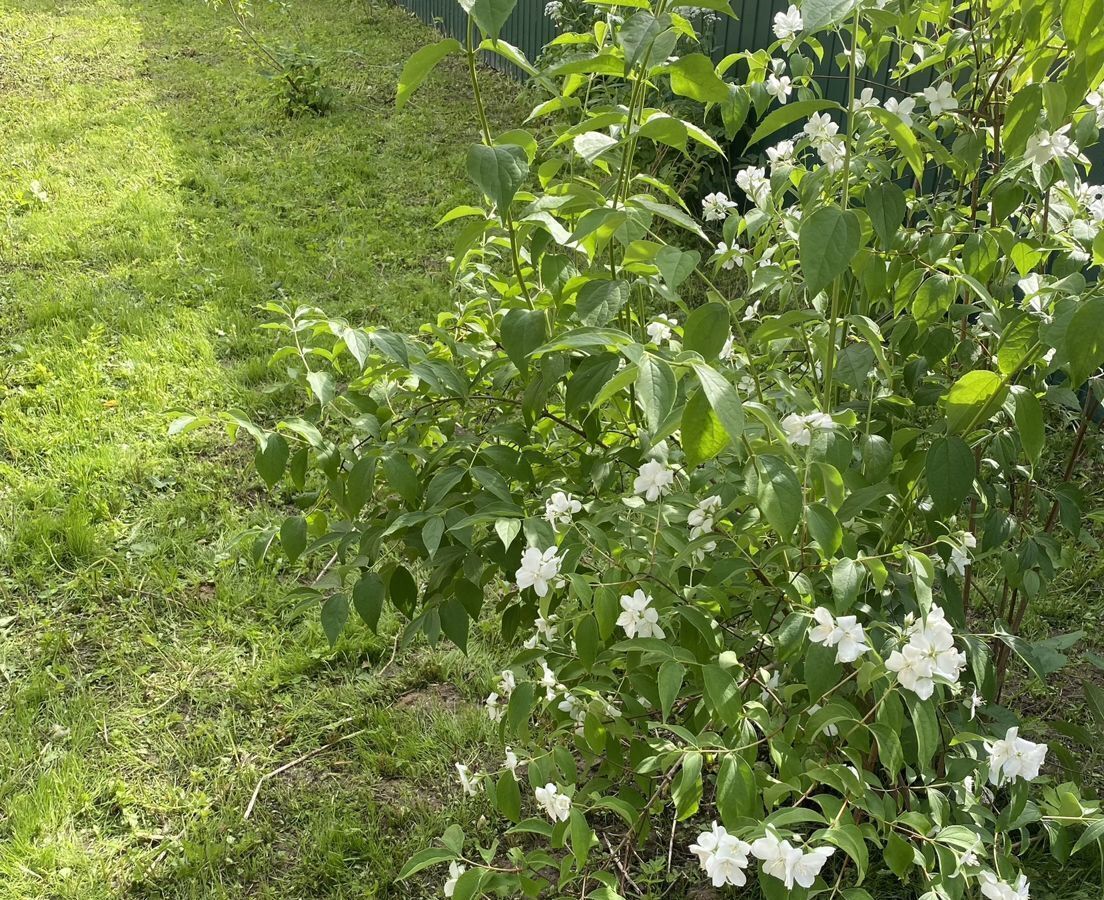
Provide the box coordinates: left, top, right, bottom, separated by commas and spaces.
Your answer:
243, 726, 366, 820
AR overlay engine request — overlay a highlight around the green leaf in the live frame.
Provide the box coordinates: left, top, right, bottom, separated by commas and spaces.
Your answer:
507, 681, 534, 739
617, 11, 671, 70
466, 143, 528, 211
459, 0, 518, 39
575, 279, 630, 326
569, 808, 592, 866
716, 754, 758, 824
1003, 84, 1043, 157
944, 370, 1008, 433
636, 355, 676, 432
683, 301, 729, 359
996, 315, 1040, 376
805, 641, 841, 702
691, 361, 745, 442
801, 0, 857, 31
345, 456, 375, 517
388, 565, 418, 616
255, 433, 289, 488
806, 503, 842, 558
747, 99, 840, 147
869, 107, 925, 180
1065, 297, 1104, 386
911, 274, 955, 331
883, 831, 915, 878
672, 752, 703, 820
656, 246, 700, 289
799, 205, 860, 297
496, 773, 522, 822
439, 598, 469, 652
906, 693, 939, 771
658, 660, 685, 721
865, 182, 906, 248
566, 353, 620, 413
667, 53, 730, 103
397, 848, 456, 880
306, 370, 335, 406
926, 435, 975, 516
754, 455, 802, 538
703, 664, 743, 723
353, 572, 384, 632
320, 593, 349, 647
825, 823, 868, 883
396, 38, 462, 109
501, 308, 548, 373
682, 388, 728, 467
1013, 388, 1045, 464
280, 515, 307, 563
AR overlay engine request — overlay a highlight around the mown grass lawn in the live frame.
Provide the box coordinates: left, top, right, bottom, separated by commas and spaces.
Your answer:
2, 1, 1104, 898
0, 1, 522, 896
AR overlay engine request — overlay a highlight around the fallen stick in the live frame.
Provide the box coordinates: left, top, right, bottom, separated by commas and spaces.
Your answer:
243, 727, 366, 820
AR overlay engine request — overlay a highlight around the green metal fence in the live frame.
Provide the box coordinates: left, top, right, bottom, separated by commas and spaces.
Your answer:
396, 0, 934, 106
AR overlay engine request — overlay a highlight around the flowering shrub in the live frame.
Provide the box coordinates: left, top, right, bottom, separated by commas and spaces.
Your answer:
179, 0, 1104, 893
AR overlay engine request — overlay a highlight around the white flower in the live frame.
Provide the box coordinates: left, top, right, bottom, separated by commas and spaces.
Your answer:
714, 240, 747, 271
1088, 87, 1104, 113
557, 692, 585, 723
534, 783, 571, 822
979, 870, 1031, 900
809, 606, 837, 646
817, 136, 847, 173
498, 669, 517, 696
736, 165, 771, 208
485, 691, 504, 722
538, 658, 559, 701
634, 460, 675, 502
781, 411, 834, 446
646, 314, 678, 345
803, 112, 839, 147
886, 642, 936, 699
503, 747, 520, 772
719, 333, 735, 360
772, 4, 803, 42
1024, 126, 1081, 168
986, 727, 1048, 785
455, 763, 479, 796
832, 616, 871, 663
842, 46, 866, 69
760, 668, 781, 701
766, 138, 796, 176
923, 81, 958, 116
808, 607, 869, 663
751, 831, 835, 889
531, 615, 558, 645
854, 87, 880, 110
544, 491, 582, 529
884, 95, 916, 126
688, 495, 722, 539
690, 822, 752, 887
515, 547, 564, 597
616, 589, 665, 639
544, 0, 563, 20
702, 191, 737, 221
766, 74, 793, 103
968, 688, 984, 720
444, 860, 466, 897
743, 300, 761, 321
947, 543, 971, 577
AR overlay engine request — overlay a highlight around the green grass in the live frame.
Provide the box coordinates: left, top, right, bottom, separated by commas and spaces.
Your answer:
1, 0, 1102, 897
0, 0, 520, 895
